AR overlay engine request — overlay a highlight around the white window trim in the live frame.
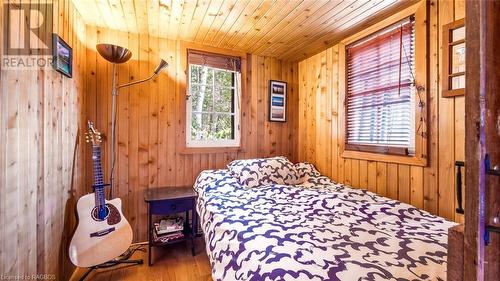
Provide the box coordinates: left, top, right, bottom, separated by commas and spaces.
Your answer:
186, 64, 241, 148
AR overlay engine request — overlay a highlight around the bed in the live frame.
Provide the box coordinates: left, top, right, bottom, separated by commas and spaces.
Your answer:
194, 159, 456, 281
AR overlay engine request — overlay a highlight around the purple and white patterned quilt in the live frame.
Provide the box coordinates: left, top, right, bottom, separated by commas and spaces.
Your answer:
194, 168, 456, 281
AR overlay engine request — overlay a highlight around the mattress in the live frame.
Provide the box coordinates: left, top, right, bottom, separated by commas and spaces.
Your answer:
194, 168, 456, 281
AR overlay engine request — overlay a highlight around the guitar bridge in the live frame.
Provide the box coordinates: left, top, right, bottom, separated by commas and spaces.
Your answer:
90, 227, 115, 237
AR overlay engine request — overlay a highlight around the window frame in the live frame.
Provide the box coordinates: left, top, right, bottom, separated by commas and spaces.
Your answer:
441, 18, 465, 98
339, 2, 428, 166
178, 42, 247, 154
185, 63, 241, 148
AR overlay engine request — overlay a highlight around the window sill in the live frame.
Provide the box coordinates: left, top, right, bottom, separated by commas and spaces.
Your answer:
178, 146, 245, 155
341, 149, 427, 166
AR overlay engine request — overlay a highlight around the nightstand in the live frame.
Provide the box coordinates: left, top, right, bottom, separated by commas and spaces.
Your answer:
144, 186, 198, 266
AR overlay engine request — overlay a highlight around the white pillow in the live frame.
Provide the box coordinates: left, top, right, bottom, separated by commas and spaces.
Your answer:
295, 162, 321, 180
227, 157, 303, 188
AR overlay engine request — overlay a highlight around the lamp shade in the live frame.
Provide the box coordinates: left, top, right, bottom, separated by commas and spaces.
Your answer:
96, 44, 132, 64
153, 59, 168, 75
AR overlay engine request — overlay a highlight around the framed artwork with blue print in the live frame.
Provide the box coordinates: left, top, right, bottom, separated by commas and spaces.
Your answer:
269, 80, 287, 122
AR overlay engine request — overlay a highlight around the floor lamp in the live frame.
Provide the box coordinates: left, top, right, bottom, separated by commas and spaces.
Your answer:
96, 43, 168, 198
79, 44, 168, 280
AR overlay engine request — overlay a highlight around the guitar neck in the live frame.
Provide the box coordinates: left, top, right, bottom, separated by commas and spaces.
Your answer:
92, 145, 106, 207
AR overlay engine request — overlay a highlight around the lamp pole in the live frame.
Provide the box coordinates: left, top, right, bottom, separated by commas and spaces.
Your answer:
109, 63, 117, 198
96, 43, 167, 199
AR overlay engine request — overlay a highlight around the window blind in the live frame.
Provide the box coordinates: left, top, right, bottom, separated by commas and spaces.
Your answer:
345, 16, 415, 156
187, 49, 241, 72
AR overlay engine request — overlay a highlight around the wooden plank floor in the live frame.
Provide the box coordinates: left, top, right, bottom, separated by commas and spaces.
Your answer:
70, 238, 212, 281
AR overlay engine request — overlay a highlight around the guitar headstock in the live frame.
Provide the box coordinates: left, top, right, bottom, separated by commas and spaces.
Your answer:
85, 120, 102, 145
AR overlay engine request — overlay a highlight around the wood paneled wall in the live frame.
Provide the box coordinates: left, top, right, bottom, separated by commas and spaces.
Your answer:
297, 0, 465, 222
84, 27, 299, 242
0, 0, 86, 280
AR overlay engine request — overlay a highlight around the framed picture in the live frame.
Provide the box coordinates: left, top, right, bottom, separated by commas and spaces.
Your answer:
52, 34, 72, 78
269, 80, 287, 122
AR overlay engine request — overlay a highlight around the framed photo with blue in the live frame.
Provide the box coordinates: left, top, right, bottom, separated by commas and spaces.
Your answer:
269, 80, 287, 122
52, 34, 72, 78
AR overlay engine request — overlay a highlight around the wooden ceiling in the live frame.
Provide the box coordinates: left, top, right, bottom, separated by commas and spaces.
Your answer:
72, 0, 416, 61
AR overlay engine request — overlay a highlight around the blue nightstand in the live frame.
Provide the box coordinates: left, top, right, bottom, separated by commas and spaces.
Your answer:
144, 186, 198, 266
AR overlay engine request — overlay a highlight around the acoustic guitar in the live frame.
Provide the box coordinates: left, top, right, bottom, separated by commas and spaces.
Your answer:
69, 121, 133, 268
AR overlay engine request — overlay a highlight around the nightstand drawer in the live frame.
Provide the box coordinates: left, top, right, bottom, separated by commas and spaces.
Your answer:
149, 198, 193, 215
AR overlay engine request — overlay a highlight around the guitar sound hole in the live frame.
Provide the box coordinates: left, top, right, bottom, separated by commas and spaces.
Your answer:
91, 205, 110, 221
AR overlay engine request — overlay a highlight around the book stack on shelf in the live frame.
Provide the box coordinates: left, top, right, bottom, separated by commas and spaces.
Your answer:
153, 217, 185, 244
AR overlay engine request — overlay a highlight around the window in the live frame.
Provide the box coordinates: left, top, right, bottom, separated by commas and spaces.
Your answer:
442, 18, 465, 97
186, 50, 241, 148
345, 16, 416, 156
